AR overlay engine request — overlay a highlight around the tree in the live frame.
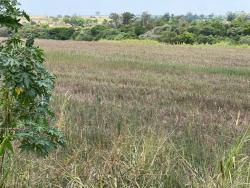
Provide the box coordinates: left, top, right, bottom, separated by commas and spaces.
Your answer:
63, 16, 86, 26
141, 11, 151, 28
122, 12, 135, 25
162, 13, 170, 22
109, 13, 120, 28
226, 12, 237, 22
0, 0, 64, 179
184, 12, 198, 22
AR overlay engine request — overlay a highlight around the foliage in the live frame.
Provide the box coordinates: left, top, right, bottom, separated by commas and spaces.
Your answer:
109, 13, 120, 28
196, 34, 217, 44
73, 28, 95, 41
9, 11, 250, 45
63, 16, 85, 26
47, 27, 75, 40
121, 12, 135, 25
159, 31, 178, 44
177, 32, 196, 44
0, 1, 64, 175
0, 0, 29, 30
238, 35, 250, 45
0, 38, 64, 157
63, 16, 97, 27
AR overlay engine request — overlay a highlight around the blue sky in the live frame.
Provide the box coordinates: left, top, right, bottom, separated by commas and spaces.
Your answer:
19, 0, 250, 16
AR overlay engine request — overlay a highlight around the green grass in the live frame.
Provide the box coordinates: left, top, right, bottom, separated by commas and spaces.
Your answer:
101, 39, 250, 48
46, 49, 250, 78
5, 40, 250, 187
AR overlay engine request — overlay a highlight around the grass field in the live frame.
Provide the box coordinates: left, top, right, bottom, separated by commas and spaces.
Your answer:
7, 40, 250, 187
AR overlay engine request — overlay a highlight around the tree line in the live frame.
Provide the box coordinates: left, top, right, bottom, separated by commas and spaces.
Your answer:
1, 11, 250, 45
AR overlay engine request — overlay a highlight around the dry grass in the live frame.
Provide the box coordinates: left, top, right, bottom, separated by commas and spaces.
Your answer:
6, 40, 250, 187
21, 16, 109, 27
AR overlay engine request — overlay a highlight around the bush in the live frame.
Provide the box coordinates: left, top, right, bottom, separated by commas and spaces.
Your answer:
120, 25, 135, 34
47, 27, 75, 40
73, 29, 95, 41
99, 28, 123, 40
113, 32, 135, 40
90, 25, 109, 38
158, 31, 178, 44
196, 35, 217, 44
238, 35, 250, 45
134, 25, 146, 36
63, 16, 86, 26
177, 32, 196, 44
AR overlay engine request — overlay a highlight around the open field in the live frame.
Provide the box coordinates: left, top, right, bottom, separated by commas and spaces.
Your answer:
7, 40, 250, 187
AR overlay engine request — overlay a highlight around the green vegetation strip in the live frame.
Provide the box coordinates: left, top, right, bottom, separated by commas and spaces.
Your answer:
98, 55, 250, 78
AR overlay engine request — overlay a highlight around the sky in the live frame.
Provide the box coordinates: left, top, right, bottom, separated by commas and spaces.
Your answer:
19, 0, 250, 16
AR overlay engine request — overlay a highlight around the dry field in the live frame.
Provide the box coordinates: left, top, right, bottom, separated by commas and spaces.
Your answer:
8, 40, 250, 187
21, 16, 109, 26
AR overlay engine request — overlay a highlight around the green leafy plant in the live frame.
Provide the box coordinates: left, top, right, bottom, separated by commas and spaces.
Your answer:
0, 0, 29, 30
0, 0, 64, 178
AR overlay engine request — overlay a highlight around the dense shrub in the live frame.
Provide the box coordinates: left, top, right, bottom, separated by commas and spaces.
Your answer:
100, 28, 121, 39
90, 25, 108, 36
47, 27, 75, 40
158, 31, 178, 44
99, 28, 131, 40
196, 34, 217, 44
227, 27, 244, 36
19, 26, 76, 40
73, 29, 95, 41
134, 25, 147, 36
238, 35, 250, 45
113, 32, 136, 40
177, 32, 196, 44
63, 16, 85, 26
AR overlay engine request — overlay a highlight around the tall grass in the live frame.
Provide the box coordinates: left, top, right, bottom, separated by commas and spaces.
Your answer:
3, 40, 250, 187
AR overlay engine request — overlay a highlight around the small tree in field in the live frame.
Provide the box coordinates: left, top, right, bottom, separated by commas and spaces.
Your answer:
0, 0, 64, 177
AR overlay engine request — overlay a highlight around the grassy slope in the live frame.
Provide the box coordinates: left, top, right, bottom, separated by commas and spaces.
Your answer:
8, 40, 250, 187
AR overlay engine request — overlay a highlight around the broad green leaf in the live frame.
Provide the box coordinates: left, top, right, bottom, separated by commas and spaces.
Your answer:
0, 136, 14, 156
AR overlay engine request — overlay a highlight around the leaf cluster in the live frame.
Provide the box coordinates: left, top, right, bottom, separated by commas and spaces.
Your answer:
0, 0, 29, 30
0, 0, 64, 157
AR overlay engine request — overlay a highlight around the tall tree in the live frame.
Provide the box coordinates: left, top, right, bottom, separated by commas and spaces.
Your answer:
226, 12, 237, 21
122, 12, 135, 25
162, 13, 171, 22
141, 11, 151, 27
109, 13, 120, 28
